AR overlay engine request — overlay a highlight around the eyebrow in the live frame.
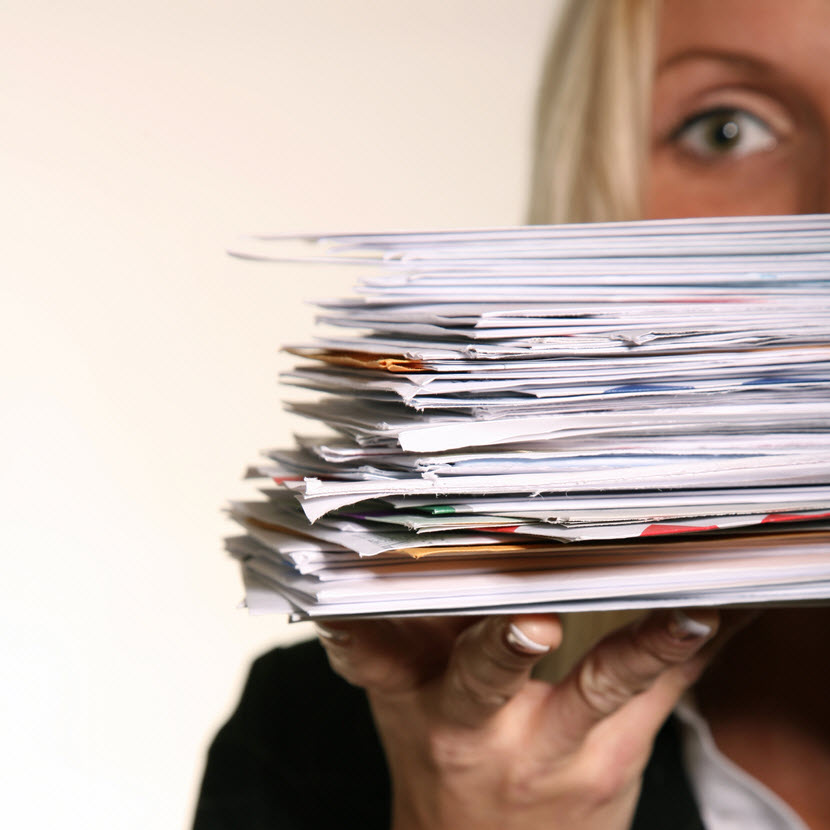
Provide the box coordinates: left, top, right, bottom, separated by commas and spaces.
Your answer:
657, 48, 774, 75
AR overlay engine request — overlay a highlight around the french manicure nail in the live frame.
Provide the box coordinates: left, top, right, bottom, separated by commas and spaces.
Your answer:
506, 623, 551, 654
669, 609, 713, 641
314, 623, 350, 644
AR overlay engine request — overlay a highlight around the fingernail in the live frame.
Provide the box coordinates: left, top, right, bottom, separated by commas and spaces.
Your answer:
314, 623, 350, 644
506, 623, 551, 655
669, 610, 713, 641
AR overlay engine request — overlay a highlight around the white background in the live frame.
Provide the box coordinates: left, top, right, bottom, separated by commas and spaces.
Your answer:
1, 1, 559, 827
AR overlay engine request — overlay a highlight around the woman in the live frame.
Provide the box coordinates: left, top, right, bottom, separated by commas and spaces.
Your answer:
195, 1, 830, 827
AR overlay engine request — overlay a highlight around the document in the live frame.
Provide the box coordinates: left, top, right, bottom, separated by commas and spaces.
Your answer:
227, 214, 830, 619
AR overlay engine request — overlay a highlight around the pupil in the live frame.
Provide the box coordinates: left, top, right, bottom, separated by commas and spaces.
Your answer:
713, 118, 740, 145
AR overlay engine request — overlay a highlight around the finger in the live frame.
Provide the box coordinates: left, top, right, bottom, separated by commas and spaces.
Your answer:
315, 617, 466, 694
589, 608, 759, 749
548, 608, 719, 750
440, 613, 562, 728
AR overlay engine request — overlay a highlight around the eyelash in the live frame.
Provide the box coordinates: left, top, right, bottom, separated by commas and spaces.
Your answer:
667, 106, 778, 161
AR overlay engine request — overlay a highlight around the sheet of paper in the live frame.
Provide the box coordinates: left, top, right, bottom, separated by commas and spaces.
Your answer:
227, 214, 830, 617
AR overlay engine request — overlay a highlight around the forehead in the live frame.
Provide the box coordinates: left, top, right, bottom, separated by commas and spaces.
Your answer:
657, 0, 830, 72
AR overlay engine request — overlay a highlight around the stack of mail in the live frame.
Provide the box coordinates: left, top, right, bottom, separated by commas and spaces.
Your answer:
228, 214, 830, 620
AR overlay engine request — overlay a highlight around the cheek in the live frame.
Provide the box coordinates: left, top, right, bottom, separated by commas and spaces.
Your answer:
644, 148, 827, 219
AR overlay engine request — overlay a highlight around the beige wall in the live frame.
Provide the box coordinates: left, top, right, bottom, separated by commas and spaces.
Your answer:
0, 1, 559, 826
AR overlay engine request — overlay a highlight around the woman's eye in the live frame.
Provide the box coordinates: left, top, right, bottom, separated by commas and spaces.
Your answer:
670, 108, 777, 160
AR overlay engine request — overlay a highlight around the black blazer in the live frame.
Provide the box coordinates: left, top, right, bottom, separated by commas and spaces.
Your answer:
194, 639, 704, 830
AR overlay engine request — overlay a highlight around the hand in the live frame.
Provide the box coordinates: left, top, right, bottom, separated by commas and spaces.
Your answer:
316, 609, 723, 830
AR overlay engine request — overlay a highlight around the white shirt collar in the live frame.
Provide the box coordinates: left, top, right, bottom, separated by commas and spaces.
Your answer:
674, 698, 809, 830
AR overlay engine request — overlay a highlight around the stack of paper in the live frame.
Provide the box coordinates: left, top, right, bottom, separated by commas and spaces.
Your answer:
228, 214, 830, 619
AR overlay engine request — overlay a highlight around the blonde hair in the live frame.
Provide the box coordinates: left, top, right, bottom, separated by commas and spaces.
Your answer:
527, 0, 659, 225
528, 0, 662, 680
